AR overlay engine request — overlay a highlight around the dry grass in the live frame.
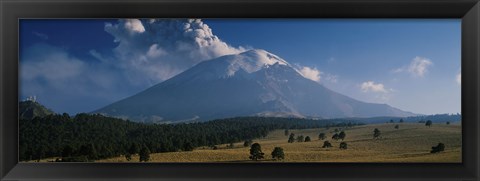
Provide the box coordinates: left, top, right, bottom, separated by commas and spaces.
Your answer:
97, 123, 461, 163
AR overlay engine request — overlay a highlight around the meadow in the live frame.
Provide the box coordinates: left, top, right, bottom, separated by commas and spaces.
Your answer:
98, 122, 461, 163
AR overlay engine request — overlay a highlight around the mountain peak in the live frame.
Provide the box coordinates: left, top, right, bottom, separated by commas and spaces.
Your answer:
239, 49, 289, 66
205, 49, 290, 77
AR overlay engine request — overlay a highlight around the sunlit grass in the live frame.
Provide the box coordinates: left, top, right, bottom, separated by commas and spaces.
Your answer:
97, 123, 461, 163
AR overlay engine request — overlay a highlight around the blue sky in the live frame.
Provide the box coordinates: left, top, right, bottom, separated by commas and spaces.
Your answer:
20, 19, 461, 115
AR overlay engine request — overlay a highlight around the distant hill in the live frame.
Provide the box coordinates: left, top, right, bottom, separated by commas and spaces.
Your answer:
19, 101, 54, 120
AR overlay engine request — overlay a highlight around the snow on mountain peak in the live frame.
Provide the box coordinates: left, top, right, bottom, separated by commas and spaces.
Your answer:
221, 49, 290, 76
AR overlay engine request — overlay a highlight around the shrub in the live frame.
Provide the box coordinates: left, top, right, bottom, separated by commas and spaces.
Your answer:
425, 120, 432, 127
373, 128, 381, 139
339, 142, 347, 149
322, 141, 332, 148
304, 136, 311, 142
297, 135, 304, 142
244, 140, 253, 147
249, 143, 265, 161
431, 143, 445, 153
318, 133, 326, 140
288, 133, 295, 143
271, 147, 285, 160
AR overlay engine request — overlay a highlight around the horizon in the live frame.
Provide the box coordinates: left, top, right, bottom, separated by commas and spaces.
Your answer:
19, 19, 461, 115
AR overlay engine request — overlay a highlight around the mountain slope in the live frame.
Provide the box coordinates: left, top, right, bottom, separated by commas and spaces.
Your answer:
19, 101, 55, 120
94, 49, 416, 123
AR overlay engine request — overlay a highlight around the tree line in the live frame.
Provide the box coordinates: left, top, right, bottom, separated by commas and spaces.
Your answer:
19, 113, 362, 162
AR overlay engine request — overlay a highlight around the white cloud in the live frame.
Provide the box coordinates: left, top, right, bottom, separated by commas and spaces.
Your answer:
392, 68, 404, 73
298, 66, 322, 82
124, 19, 145, 33
360, 81, 388, 93
408, 56, 433, 77
295, 64, 338, 84
392, 56, 433, 77
456, 72, 461, 85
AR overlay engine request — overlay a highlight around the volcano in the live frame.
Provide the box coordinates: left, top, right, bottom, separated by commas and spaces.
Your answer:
94, 49, 416, 123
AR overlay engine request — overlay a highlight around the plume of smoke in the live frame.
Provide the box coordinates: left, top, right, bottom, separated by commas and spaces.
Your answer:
104, 19, 246, 85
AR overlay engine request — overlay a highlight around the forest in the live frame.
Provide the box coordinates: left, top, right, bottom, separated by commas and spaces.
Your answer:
19, 113, 361, 162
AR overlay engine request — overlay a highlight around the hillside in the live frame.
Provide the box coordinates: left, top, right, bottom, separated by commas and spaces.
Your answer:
99, 123, 461, 163
19, 100, 54, 120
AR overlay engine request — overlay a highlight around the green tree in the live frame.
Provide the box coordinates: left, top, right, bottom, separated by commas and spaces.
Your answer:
339, 142, 348, 149
446, 121, 450, 125
139, 145, 150, 162
318, 133, 326, 140
394, 125, 399, 129
297, 135, 304, 142
390, 119, 394, 123
338, 131, 346, 140
425, 120, 433, 127
288, 133, 295, 143
399, 119, 404, 123
430, 143, 445, 153
271, 147, 285, 160
373, 128, 381, 139
304, 136, 311, 142
322, 141, 332, 148
249, 143, 264, 161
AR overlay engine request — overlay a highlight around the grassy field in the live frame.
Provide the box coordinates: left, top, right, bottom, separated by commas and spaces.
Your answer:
96, 122, 461, 163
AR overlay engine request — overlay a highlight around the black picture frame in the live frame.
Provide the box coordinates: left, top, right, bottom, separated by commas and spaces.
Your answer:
1, 0, 479, 180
